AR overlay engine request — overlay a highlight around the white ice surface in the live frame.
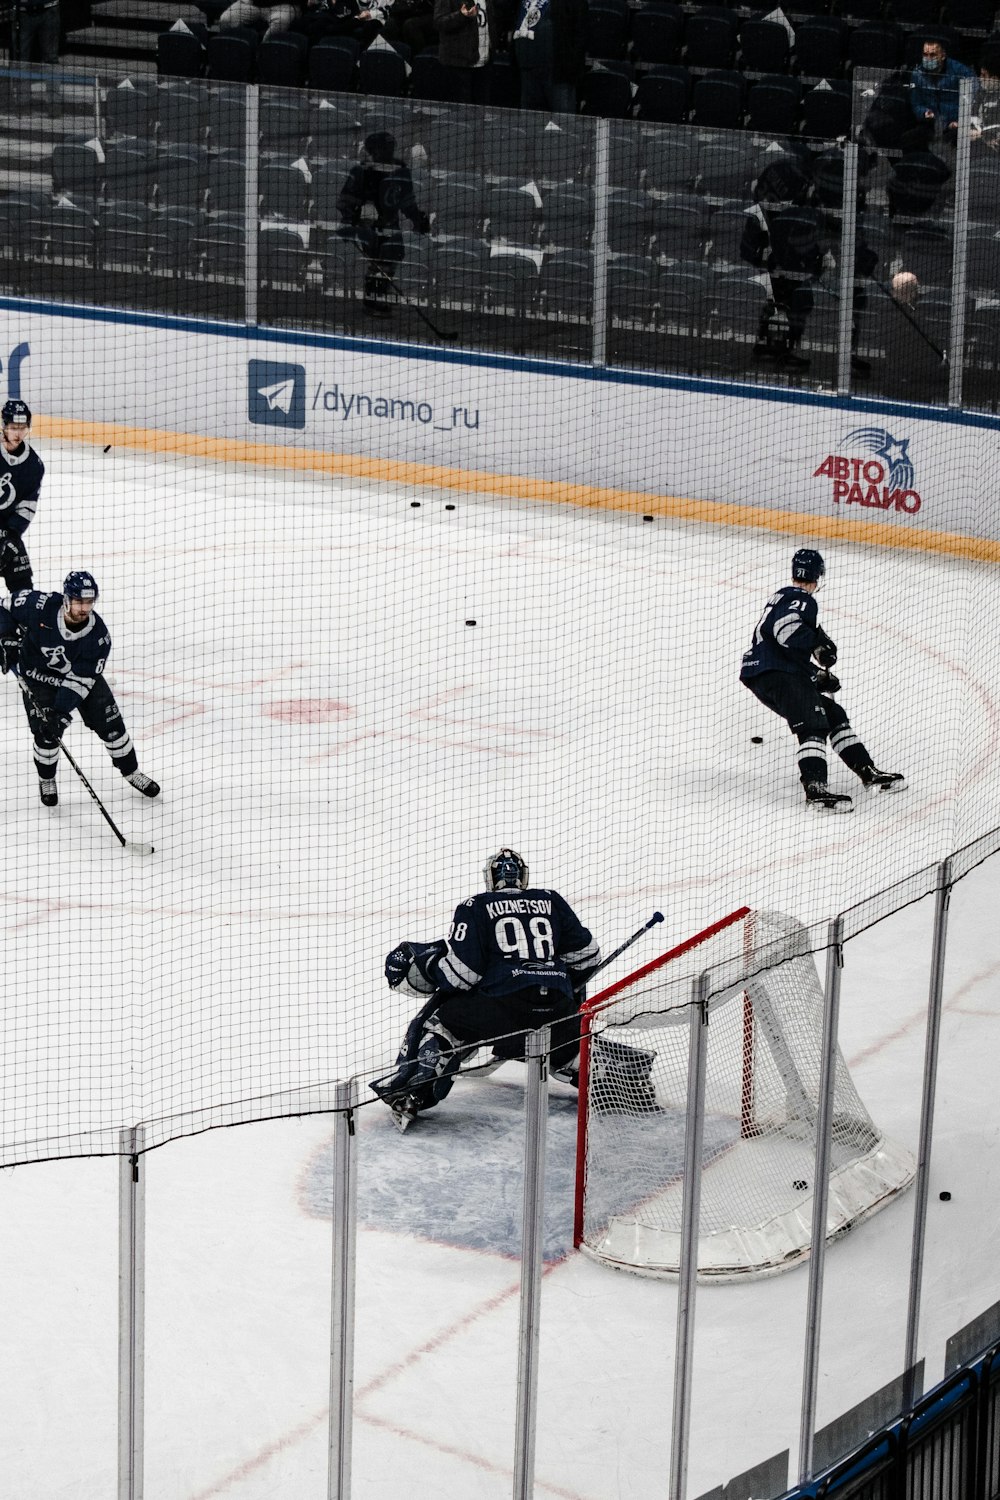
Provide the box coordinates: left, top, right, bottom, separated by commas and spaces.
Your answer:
2, 442, 1000, 1497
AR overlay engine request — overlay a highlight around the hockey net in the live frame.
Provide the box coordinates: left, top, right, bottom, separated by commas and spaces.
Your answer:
574, 907, 915, 1281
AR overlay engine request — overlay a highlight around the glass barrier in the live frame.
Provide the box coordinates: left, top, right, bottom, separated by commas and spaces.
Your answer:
1, 67, 998, 406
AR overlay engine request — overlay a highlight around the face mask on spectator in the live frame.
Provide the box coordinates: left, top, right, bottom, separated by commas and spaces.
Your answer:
922, 55, 943, 72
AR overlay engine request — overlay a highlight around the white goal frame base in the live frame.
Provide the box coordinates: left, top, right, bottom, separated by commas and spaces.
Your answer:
580, 1134, 915, 1283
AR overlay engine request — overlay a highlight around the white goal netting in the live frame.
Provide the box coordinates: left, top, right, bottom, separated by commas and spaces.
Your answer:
576, 908, 915, 1281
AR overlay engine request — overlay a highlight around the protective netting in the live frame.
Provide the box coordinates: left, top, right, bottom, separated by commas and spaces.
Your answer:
579, 909, 916, 1280
0, 66, 999, 1169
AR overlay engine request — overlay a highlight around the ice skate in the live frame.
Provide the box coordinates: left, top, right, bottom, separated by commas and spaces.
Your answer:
804, 781, 853, 813
38, 777, 57, 808
859, 766, 906, 794
127, 770, 160, 798
388, 1095, 420, 1133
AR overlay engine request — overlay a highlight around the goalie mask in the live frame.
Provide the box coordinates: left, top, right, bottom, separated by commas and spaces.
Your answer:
484, 848, 528, 891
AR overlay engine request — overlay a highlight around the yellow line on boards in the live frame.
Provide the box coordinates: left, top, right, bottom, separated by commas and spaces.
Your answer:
35, 414, 1000, 564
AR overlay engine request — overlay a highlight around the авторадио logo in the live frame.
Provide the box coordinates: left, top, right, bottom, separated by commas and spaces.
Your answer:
813, 427, 921, 514
248, 360, 306, 430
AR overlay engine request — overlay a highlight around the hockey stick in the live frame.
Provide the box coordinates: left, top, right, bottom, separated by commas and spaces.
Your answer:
817, 279, 948, 364
589, 910, 665, 980
869, 276, 948, 364
57, 740, 155, 856
16, 678, 154, 855
365, 259, 457, 344
341, 229, 456, 343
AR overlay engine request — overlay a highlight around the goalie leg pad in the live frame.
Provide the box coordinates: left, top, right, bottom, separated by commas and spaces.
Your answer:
591, 1036, 662, 1114
370, 1013, 470, 1113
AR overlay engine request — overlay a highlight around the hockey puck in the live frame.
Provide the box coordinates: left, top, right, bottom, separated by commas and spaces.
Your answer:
103, 445, 111, 453
642, 514, 654, 522
751, 735, 764, 744
410, 500, 421, 508
466, 619, 477, 626
793, 1180, 808, 1191
445, 503, 455, 511
939, 1190, 951, 1201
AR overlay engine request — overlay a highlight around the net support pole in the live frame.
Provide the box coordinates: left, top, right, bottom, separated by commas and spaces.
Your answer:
591, 119, 609, 369
903, 860, 953, 1404
244, 84, 260, 327
835, 142, 859, 396
118, 1126, 145, 1500
947, 81, 973, 409
669, 973, 710, 1500
514, 1024, 551, 1500
798, 916, 844, 1483
328, 1079, 359, 1500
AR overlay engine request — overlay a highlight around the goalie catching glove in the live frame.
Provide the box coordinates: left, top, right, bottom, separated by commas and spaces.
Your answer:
384, 939, 447, 996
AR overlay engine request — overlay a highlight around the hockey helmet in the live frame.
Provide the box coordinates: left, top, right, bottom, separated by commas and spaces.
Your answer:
1, 398, 31, 428
364, 131, 396, 163
791, 548, 825, 584
485, 848, 529, 891
63, 570, 99, 601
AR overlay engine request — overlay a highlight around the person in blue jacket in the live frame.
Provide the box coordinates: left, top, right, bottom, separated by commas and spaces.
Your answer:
910, 39, 976, 140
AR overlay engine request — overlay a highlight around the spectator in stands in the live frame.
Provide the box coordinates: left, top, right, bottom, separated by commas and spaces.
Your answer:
338, 132, 430, 317
741, 154, 824, 372
218, 0, 301, 38
971, 43, 1000, 152
434, 0, 497, 104
297, 0, 391, 45
512, 0, 586, 115
909, 39, 976, 143
385, 0, 436, 54
10, 0, 61, 100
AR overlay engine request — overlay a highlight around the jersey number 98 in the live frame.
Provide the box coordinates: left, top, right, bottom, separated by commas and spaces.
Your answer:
495, 916, 554, 961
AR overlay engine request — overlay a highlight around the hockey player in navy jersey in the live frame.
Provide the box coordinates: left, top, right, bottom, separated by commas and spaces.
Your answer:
372, 849, 607, 1130
740, 548, 905, 812
0, 400, 44, 594
0, 570, 160, 808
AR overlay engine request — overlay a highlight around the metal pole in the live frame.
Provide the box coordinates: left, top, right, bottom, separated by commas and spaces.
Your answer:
328, 1079, 359, 1500
903, 861, 953, 1403
118, 1125, 145, 1500
835, 142, 859, 396
669, 974, 710, 1500
798, 916, 844, 1484
514, 1024, 551, 1500
591, 118, 609, 369
947, 80, 973, 409
244, 83, 260, 327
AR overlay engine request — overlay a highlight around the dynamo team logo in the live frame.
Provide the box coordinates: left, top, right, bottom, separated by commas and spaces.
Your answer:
812, 427, 921, 515
248, 360, 306, 430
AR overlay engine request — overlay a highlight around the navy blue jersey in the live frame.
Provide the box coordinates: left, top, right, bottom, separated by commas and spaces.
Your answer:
338, 161, 430, 234
0, 589, 111, 715
432, 888, 600, 1002
740, 585, 830, 681
0, 440, 44, 538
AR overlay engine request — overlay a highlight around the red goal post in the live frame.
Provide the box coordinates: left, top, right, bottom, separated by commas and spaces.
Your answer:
571, 905, 915, 1280
572, 905, 751, 1250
